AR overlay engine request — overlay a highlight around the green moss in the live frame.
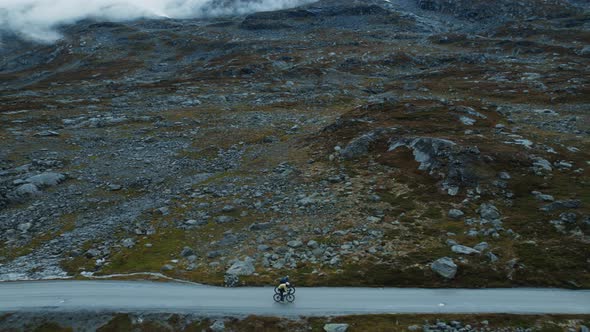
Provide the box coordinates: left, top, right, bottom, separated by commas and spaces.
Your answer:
33, 322, 73, 332
97, 314, 133, 332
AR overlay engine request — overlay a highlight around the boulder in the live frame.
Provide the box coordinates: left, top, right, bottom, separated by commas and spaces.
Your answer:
224, 273, 240, 287
181, 246, 194, 257
210, 320, 225, 332
341, 132, 378, 160
532, 191, 554, 202
389, 137, 456, 172
221, 205, 235, 212
207, 250, 223, 258
540, 200, 581, 212
474, 242, 489, 252
559, 212, 577, 223
121, 238, 135, 248
14, 183, 41, 197
17, 222, 32, 233
25, 172, 66, 187
431, 257, 457, 279
388, 136, 478, 195
249, 222, 273, 231
448, 209, 465, 219
324, 323, 350, 332
451, 245, 480, 255
487, 252, 499, 263
215, 215, 235, 224
532, 157, 552, 173
226, 257, 255, 276
340, 128, 396, 160
108, 184, 122, 191
287, 240, 304, 248
161, 264, 174, 271
85, 249, 101, 258
478, 203, 501, 220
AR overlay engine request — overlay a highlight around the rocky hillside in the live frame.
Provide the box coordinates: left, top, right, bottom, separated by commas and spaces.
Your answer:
0, 0, 589, 288
417, 0, 576, 20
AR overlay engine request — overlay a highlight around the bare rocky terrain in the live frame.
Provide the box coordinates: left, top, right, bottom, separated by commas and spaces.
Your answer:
1, 0, 589, 289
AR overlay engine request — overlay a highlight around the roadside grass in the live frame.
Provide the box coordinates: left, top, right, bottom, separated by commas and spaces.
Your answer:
17, 314, 590, 332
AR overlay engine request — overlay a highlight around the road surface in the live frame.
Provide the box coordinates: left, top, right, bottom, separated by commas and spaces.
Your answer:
0, 281, 589, 316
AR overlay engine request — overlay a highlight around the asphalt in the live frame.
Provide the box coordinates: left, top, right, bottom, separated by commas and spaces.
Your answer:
0, 281, 589, 316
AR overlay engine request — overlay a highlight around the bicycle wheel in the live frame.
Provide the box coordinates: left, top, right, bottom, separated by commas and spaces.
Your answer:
288, 286, 296, 295
274, 286, 280, 294
273, 294, 282, 302
285, 294, 295, 303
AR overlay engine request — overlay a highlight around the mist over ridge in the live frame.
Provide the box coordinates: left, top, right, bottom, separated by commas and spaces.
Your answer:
0, 0, 314, 42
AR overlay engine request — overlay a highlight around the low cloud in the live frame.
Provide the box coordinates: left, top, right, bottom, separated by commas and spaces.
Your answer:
0, 0, 313, 42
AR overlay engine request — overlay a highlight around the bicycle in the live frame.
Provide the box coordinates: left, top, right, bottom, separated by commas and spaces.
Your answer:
273, 284, 296, 303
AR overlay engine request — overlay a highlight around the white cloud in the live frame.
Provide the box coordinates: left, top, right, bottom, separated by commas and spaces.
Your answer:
0, 0, 313, 42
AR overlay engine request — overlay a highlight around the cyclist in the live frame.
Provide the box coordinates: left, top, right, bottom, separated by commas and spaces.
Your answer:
277, 276, 290, 301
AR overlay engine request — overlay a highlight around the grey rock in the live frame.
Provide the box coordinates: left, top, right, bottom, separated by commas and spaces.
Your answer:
560, 212, 577, 223
532, 191, 554, 202
249, 222, 273, 231
498, 172, 511, 180
329, 256, 341, 266
17, 222, 32, 233
181, 246, 194, 257
307, 240, 319, 249
257, 244, 271, 251
108, 184, 122, 191
186, 255, 198, 263
389, 137, 456, 172
474, 242, 489, 252
431, 257, 457, 279
446, 239, 458, 246
452, 106, 487, 119
459, 116, 476, 125
121, 238, 135, 248
297, 195, 318, 206
287, 240, 303, 248
157, 207, 170, 216
14, 183, 41, 197
324, 323, 349, 332
25, 172, 66, 187
341, 128, 394, 160
34, 130, 60, 137
448, 209, 465, 219
210, 320, 225, 332
224, 273, 240, 287
226, 257, 255, 276
487, 252, 499, 263
478, 203, 501, 220
161, 264, 174, 271
541, 200, 582, 212
532, 157, 553, 173
85, 249, 100, 258
222, 205, 235, 212
215, 215, 235, 224
207, 250, 223, 259
451, 245, 480, 255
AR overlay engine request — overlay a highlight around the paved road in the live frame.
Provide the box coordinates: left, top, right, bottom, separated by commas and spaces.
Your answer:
0, 281, 589, 316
